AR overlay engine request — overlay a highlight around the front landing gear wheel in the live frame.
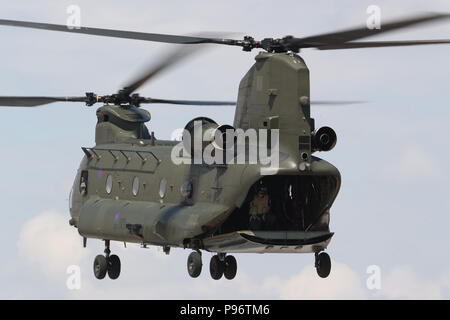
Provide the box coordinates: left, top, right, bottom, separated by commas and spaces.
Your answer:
93, 255, 107, 279
107, 254, 121, 280
187, 251, 202, 278
315, 252, 331, 278
210, 255, 225, 280
224, 255, 237, 280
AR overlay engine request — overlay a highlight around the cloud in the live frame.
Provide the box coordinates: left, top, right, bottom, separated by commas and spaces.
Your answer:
383, 145, 441, 183
377, 265, 443, 299
277, 263, 450, 300
17, 210, 87, 280
278, 262, 367, 299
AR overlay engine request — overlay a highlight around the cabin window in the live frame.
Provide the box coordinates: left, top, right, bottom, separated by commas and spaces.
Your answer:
159, 178, 167, 198
106, 175, 113, 194
132, 176, 139, 196
180, 181, 193, 199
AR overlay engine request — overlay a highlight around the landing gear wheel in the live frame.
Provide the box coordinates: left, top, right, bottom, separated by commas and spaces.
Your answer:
93, 255, 107, 280
224, 255, 237, 280
210, 255, 225, 280
187, 251, 202, 278
315, 252, 331, 278
107, 254, 121, 280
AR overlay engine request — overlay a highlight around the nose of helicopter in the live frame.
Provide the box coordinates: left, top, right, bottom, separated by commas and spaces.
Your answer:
308, 155, 341, 180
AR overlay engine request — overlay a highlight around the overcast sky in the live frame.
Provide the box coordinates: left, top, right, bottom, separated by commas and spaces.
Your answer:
0, 0, 449, 299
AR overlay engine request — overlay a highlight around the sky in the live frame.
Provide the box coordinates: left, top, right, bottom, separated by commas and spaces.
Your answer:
0, 0, 449, 299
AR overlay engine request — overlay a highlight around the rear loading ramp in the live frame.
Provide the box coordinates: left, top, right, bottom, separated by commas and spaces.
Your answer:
202, 230, 333, 254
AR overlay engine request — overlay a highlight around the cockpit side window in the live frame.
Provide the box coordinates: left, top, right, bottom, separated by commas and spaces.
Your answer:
79, 170, 88, 196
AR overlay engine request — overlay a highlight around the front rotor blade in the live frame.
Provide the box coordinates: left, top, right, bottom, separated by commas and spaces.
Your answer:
316, 39, 450, 50
0, 96, 86, 107
121, 45, 203, 96
0, 19, 229, 45
291, 13, 450, 49
143, 98, 236, 106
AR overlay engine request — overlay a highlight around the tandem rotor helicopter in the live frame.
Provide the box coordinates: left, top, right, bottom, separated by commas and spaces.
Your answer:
0, 13, 449, 281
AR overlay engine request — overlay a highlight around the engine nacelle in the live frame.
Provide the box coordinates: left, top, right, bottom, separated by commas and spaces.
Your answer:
183, 117, 218, 156
312, 126, 337, 152
182, 118, 235, 157
211, 124, 236, 150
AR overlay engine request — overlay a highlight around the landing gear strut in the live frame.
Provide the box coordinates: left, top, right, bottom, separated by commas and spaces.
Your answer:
315, 251, 331, 278
210, 253, 237, 280
93, 240, 121, 280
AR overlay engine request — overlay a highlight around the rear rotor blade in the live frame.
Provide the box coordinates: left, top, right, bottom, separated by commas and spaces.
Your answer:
0, 96, 86, 107
2, 14, 449, 53
142, 98, 235, 106
143, 99, 362, 106
0, 19, 231, 45
311, 100, 366, 105
316, 39, 450, 50
290, 13, 450, 49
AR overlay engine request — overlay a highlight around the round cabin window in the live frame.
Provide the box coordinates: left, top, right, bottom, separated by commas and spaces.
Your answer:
132, 176, 139, 196
180, 181, 193, 199
106, 175, 113, 194
159, 178, 167, 198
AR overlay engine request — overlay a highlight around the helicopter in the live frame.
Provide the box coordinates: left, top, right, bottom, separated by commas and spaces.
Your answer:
0, 13, 449, 281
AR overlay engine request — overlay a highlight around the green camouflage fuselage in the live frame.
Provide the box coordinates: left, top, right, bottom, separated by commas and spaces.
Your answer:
69, 52, 341, 253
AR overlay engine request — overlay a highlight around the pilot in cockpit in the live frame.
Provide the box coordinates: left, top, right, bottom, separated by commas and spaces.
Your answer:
248, 184, 273, 230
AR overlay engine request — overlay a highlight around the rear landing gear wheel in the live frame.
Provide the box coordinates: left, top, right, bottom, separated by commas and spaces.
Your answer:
315, 252, 331, 278
93, 255, 107, 279
187, 251, 202, 278
224, 255, 237, 280
107, 254, 121, 280
210, 255, 225, 280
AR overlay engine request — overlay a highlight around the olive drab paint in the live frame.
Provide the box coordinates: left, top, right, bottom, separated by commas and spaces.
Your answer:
69, 52, 341, 253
